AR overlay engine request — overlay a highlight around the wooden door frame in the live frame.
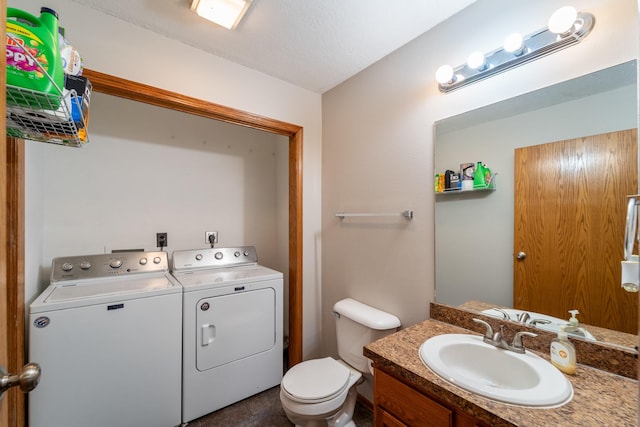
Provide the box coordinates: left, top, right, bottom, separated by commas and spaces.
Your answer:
2, 66, 303, 426
2, 2, 27, 426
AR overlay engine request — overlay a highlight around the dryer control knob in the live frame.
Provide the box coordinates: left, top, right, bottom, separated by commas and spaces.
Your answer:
234, 251, 240, 257
110, 259, 123, 269
139, 258, 148, 265
195, 254, 203, 261
215, 252, 223, 260
153, 257, 162, 264
79, 261, 91, 270
61, 262, 73, 271
243, 250, 250, 257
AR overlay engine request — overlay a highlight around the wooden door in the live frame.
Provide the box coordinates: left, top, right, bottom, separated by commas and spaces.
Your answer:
514, 129, 638, 334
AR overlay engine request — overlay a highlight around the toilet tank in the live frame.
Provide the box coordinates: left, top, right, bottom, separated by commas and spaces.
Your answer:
333, 298, 401, 373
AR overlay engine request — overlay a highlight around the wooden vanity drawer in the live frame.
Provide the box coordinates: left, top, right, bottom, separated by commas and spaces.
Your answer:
374, 369, 452, 427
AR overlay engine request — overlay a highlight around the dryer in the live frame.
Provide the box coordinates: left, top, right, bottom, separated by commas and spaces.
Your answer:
171, 246, 283, 424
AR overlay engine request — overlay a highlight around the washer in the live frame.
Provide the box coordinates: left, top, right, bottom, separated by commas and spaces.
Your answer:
171, 246, 283, 424
29, 251, 182, 427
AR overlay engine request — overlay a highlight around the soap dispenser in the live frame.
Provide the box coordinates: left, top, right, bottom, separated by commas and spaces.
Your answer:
568, 310, 580, 328
550, 327, 576, 375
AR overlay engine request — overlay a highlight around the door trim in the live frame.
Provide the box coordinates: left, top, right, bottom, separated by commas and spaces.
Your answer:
81, 69, 303, 367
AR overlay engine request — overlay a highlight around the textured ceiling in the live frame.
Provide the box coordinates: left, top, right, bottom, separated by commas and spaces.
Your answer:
70, 0, 476, 93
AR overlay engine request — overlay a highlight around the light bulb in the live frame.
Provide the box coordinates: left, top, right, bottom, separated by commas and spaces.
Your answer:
435, 65, 454, 84
548, 6, 578, 34
466, 51, 486, 70
503, 33, 524, 55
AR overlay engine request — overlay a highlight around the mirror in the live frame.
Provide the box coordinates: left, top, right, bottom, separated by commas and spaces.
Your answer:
434, 61, 638, 350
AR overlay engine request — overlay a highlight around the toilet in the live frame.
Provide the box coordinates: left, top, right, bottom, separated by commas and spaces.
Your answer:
280, 298, 401, 427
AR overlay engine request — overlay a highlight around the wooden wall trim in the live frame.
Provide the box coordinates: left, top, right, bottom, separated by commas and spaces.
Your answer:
83, 69, 301, 136
5, 138, 24, 427
288, 129, 303, 366
2, 1, 26, 425
82, 68, 304, 366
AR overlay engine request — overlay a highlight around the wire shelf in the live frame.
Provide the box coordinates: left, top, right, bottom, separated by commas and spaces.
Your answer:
7, 85, 88, 147
6, 34, 89, 147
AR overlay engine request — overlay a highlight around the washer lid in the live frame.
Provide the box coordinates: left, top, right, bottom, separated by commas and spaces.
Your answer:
29, 274, 181, 314
282, 357, 350, 402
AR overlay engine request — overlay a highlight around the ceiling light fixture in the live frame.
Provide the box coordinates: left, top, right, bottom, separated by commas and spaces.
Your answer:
190, 0, 252, 30
436, 6, 595, 93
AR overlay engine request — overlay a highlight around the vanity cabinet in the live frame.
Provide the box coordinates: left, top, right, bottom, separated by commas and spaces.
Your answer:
373, 368, 488, 427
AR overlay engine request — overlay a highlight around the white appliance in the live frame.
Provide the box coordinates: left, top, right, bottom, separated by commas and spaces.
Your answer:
29, 251, 183, 427
171, 246, 283, 424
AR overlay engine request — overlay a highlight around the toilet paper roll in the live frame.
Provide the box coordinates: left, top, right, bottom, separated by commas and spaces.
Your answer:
621, 260, 639, 292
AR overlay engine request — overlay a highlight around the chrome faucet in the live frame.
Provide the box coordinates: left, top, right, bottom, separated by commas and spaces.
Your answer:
516, 312, 531, 324
491, 307, 511, 320
472, 318, 537, 354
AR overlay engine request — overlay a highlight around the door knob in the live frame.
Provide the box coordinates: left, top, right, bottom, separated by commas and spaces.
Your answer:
517, 251, 527, 259
0, 363, 41, 400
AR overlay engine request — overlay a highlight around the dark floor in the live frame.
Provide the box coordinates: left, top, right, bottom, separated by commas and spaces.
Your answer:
187, 385, 374, 427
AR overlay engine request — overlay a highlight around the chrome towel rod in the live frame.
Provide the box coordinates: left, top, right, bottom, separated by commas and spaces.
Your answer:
335, 210, 414, 220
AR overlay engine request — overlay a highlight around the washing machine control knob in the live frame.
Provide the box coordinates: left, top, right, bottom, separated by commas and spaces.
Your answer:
243, 250, 250, 257
234, 251, 240, 257
61, 262, 73, 271
153, 257, 162, 264
110, 259, 123, 269
195, 254, 203, 261
215, 252, 223, 260
139, 258, 148, 265
79, 261, 91, 270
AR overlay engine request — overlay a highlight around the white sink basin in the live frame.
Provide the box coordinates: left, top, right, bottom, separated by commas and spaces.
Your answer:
419, 334, 573, 407
481, 308, 596, 341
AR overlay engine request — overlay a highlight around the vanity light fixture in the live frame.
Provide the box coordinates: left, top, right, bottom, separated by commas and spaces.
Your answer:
503, 33, 524, 55
436, 6, 595, 93
190, 0, 252, 30
466, 51, 487, 70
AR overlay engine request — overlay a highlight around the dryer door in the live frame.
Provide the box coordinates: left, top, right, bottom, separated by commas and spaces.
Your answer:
196, 288, 276, 371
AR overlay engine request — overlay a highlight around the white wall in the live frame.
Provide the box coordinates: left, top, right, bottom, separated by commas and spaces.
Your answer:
321, 0, 638, 366
14, 0, 323, 359
26, 91, 286, 282
435, 83, 637, 307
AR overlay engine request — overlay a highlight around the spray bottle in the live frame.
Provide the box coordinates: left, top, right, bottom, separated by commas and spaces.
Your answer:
473, 162, 487, 188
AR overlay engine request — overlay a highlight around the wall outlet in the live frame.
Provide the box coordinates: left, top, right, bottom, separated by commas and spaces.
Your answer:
156, 232, 168, 248
205, 231, 218, 245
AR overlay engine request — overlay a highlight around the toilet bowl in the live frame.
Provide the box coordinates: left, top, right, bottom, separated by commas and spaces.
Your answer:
280, 358, 362, 427
280, 298, 400, 427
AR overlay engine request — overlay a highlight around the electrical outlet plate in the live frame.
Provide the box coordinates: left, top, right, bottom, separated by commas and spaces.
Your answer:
156, 232, 168, 248
205, 231, 218, 245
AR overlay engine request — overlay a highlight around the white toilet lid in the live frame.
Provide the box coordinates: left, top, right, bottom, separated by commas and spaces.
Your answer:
282, 357, 350, 402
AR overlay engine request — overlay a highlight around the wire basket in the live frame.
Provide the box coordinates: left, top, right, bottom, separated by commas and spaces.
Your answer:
6, 34, 89, 147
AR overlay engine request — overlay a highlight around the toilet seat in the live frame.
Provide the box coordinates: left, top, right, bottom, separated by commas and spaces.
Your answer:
281, 357, 350, 404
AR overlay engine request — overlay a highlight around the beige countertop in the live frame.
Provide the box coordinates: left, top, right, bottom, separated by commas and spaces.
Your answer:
364, 319, 638, 427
